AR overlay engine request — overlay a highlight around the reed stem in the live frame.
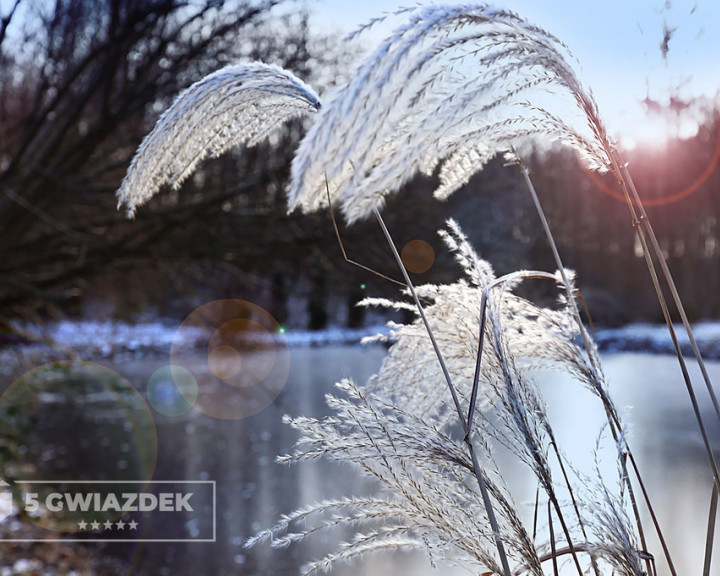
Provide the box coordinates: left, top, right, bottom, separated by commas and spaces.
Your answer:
372, 206, 513, 576
613, 150, 720, 426
515, 154, 662, 576
607, 150, 720, 494
703, 483, 718, 576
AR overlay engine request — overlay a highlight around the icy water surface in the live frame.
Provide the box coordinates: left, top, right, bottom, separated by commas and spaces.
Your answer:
1, 347, 718, 575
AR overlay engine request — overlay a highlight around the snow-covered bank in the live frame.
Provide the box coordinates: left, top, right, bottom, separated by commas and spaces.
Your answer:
594, 322, 720, 358
8, 319, 720, 360
8, 319, 390, 360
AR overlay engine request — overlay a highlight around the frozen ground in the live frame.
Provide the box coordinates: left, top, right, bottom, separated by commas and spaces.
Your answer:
593, 321, 720, 359
7, 318, 720, 360
7, 319, 390, 359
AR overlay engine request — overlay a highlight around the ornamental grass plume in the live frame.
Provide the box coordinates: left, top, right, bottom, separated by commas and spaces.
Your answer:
246, 221, 646, 576
361, 221, 596, 430
116, 5, 611, 222
116, 62, 320, 216
114, 3, 717, 574
587, 439, 646, 576
286, 4, 612, 223
280, 8, 719, 498
248, 379, 542, 576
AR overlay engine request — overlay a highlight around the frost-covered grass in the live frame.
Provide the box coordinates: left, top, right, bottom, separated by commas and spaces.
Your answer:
10, 319, 203, 359
10, 319, 391, 357
115, 3, 719, 575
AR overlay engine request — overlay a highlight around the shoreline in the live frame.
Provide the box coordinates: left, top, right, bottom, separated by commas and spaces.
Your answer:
6, 319, 720, 361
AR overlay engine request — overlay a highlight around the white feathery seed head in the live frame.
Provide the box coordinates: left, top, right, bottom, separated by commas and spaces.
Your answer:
247, 221, 645, 574
251, 377, 540, 575
287, 4, 612, 223
116, 62, 320, 216
363, 220, 583, 426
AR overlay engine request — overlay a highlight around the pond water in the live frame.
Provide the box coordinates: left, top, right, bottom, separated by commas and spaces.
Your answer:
1, 347, 718, 575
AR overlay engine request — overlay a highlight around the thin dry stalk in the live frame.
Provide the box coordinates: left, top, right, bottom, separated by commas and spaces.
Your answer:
704, 484, 719, 576
613, 151, 720, 426
485, 278, 584, 575
607, 150, 720, 495
326, 176, 405, 287
372, 206, 513, 576
548, 502, 559, 576
513, 153, 660, 576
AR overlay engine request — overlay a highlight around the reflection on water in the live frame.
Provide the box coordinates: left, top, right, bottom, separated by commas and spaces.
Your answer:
1, 348, 719, 575
118, 346, 395, 576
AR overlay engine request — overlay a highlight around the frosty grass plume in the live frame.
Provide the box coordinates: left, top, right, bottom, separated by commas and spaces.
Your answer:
114, 3, 685, 575
117, 5, 612, 224
286, 4, 612, 223
116, 62, 320, 217
245, 221, 644, 575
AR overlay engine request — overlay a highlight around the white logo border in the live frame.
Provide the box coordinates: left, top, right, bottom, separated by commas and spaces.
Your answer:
0, 480, 216, 543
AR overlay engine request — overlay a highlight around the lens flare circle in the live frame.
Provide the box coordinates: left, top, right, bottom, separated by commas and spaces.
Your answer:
207, 344, 242, 381
170, 299, 290, 420
0, 361, 157, 533
401, 239, 435, 274
147, 365, 198, 416
587, 122, 720, 206
207, 318, 276, 387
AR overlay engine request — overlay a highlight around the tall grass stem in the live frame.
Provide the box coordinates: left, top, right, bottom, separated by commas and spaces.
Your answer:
372, 206, 513, 576
516, 154, 659, 576
608, 152, 720, 494
703, 483, 718, 576
614, 152, 720, 425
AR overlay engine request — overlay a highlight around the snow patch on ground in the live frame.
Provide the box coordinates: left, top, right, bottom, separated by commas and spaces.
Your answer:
7, 319, 720, 360
9, 319, 390, 360
594, 321, 720, 358
15, 319, 200, 358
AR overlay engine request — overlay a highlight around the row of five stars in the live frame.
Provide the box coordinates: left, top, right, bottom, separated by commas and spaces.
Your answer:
78, 519, 139, 531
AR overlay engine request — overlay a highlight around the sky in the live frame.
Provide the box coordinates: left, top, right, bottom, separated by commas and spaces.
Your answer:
305, 0, 720, 148
1, 0, 715, 148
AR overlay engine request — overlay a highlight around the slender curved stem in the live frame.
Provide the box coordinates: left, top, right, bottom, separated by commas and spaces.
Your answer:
372, 206, 513, 576
607, 150, 720, 494
467, 270, 557, 438
514, 156, 598, 372
325, 176, 405, 286
516, 152, 673, 576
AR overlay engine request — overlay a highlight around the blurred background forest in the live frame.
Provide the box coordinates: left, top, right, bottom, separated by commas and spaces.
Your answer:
1, 0, 719, 335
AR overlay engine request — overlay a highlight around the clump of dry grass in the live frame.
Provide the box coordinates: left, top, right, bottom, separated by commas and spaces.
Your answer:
245, 221, 646, 576
115, 3, 719, 575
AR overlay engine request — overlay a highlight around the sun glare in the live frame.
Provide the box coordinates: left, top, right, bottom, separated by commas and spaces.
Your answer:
619, 112, 700, 152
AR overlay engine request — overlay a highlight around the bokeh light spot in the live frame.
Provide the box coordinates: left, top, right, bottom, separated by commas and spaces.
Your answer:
208, 318, 276, 387
170, 299, 290, 420
0, 361, 157, 533
586, 121, 720, 207
147, 365, 198, 417
208, 344, 242, 381
401, 239, 435, 274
